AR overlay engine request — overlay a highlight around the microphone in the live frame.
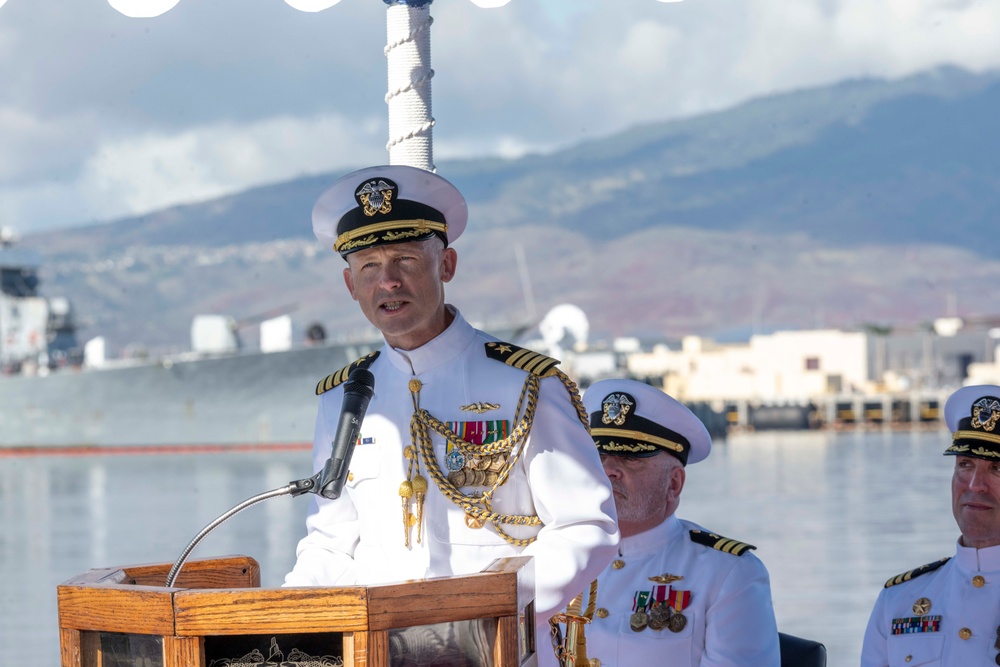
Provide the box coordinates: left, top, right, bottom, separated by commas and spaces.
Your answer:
164, 366, 374, 586
317, 367, 376, 500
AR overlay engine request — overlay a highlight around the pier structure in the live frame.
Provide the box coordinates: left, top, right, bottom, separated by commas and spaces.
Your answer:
719, 392, 948, 431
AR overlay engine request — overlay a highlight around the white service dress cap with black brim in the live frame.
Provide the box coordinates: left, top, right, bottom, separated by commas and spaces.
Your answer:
582, 378, 711, 466
944, 384, 1000, 461
312, 165, 468, 257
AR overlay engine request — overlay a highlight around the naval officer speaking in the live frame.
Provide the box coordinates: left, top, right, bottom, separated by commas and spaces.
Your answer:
283, 165, 619, 665
581, 378, 780, 666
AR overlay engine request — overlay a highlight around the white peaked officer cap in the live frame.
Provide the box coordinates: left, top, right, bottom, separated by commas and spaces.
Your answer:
944, 384, 1000, 461
582, 378, 711, 466
312, 165, 468, 257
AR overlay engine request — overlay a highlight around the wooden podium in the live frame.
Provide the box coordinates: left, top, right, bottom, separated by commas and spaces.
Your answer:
58, 554, 537, 667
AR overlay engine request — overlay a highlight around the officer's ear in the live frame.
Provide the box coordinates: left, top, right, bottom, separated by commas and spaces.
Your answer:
343, 266, 358, 301
667, 464, 686, 502
440, 247, 458, 283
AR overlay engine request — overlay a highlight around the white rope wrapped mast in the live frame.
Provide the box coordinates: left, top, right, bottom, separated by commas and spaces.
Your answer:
101, 0, 524, 172
384, 0, 436, 171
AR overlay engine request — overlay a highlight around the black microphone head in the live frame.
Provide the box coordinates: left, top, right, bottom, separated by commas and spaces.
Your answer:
344, 367, 375, 399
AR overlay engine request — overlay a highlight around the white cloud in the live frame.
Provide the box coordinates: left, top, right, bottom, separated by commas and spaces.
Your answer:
79, 112, 384, 216
1, 112, 385, 232
2, 0, 1000, 233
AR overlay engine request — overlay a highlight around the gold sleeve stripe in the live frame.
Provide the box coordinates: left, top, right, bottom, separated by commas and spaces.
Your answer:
485, 342, 560, 377
316, 351, 380, 396
715, 538, 752, 555
509, 348, 555, 375
591, 427, 684, 453
689, 529, 756, 556
883, 557, 950, 588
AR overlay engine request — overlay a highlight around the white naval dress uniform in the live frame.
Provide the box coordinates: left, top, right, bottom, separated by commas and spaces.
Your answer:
862, 541, 1000, 667
285, 308, 619, 665
585, 515, 780, 667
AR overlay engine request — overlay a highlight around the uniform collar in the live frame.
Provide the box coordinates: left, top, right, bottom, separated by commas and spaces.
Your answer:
383, 305, 476, 375
619, 514, 681, 558
955, 539, 1000, 572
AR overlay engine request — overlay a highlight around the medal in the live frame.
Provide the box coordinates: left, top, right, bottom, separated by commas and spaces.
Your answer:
665, 586, 691, 633
630, 590, 651, 632
667, 611, 687, 633
446, 447, 465, 471
648, 604, 670, 631
647, 584, 669, 631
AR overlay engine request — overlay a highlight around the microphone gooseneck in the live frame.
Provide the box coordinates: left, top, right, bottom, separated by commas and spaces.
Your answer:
164, 367, 375, 587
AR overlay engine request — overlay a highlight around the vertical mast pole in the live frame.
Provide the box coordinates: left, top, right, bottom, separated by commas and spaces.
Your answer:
384, 0, 435, 171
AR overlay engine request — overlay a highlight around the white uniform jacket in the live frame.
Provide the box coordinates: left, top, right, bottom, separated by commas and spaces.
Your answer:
285, 309, 619, 651
585, 515, 780, 667
862, 541, 1000, 667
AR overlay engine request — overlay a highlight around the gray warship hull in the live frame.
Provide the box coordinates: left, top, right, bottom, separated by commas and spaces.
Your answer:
0, 340, 381, 449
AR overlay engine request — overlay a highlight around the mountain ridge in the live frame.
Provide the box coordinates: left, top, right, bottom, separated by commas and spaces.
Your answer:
19, 66, 1000, 355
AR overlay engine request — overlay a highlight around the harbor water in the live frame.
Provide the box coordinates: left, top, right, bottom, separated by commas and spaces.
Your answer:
0, 428, 958, 667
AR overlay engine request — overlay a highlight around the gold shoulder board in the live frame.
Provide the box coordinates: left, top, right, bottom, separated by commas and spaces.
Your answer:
884, 557, 951, 589
484, 341, 560, 377
689, 529, 756, 557
315, 351, 380, 396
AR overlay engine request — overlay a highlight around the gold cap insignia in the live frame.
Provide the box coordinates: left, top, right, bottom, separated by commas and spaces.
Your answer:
355, 178, 394, 217
972, 397, 1000, 432
602, 392, 634, 426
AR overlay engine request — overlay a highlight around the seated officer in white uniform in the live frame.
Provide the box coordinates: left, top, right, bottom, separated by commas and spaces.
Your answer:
581, 379, 780, 667
862, 384, 1000, 667
283, 165, 619, 665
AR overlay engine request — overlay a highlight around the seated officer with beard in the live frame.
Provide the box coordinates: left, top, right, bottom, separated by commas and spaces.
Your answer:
580, 379, 780, 666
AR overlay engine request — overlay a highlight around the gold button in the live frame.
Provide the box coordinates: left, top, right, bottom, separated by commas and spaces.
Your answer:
596, 608, 609, 618
591, 660, 601, 667
348, 472, 354, 482
408, 379, 422, 392
973, 575, 986, 588
904, 657, 912, 663
612, 559, 625, 570
959, 627, 972, 640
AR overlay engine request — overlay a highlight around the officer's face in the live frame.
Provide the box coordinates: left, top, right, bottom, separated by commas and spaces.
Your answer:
343, 239, 457, 351
952, 455, 1000, 549
601, 451, 684, 538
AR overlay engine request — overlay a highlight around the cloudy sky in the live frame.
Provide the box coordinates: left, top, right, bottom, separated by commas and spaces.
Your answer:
1, 0, 999, 235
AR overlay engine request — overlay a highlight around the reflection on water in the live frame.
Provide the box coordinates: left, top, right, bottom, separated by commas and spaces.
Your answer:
0, 429, 957, 667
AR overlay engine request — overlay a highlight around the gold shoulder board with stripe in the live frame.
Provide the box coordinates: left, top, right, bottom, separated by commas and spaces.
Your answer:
689, 529, 756, 557
884, 557, 951, 589
484, 341, 560, 377
315, 351, 380, 396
